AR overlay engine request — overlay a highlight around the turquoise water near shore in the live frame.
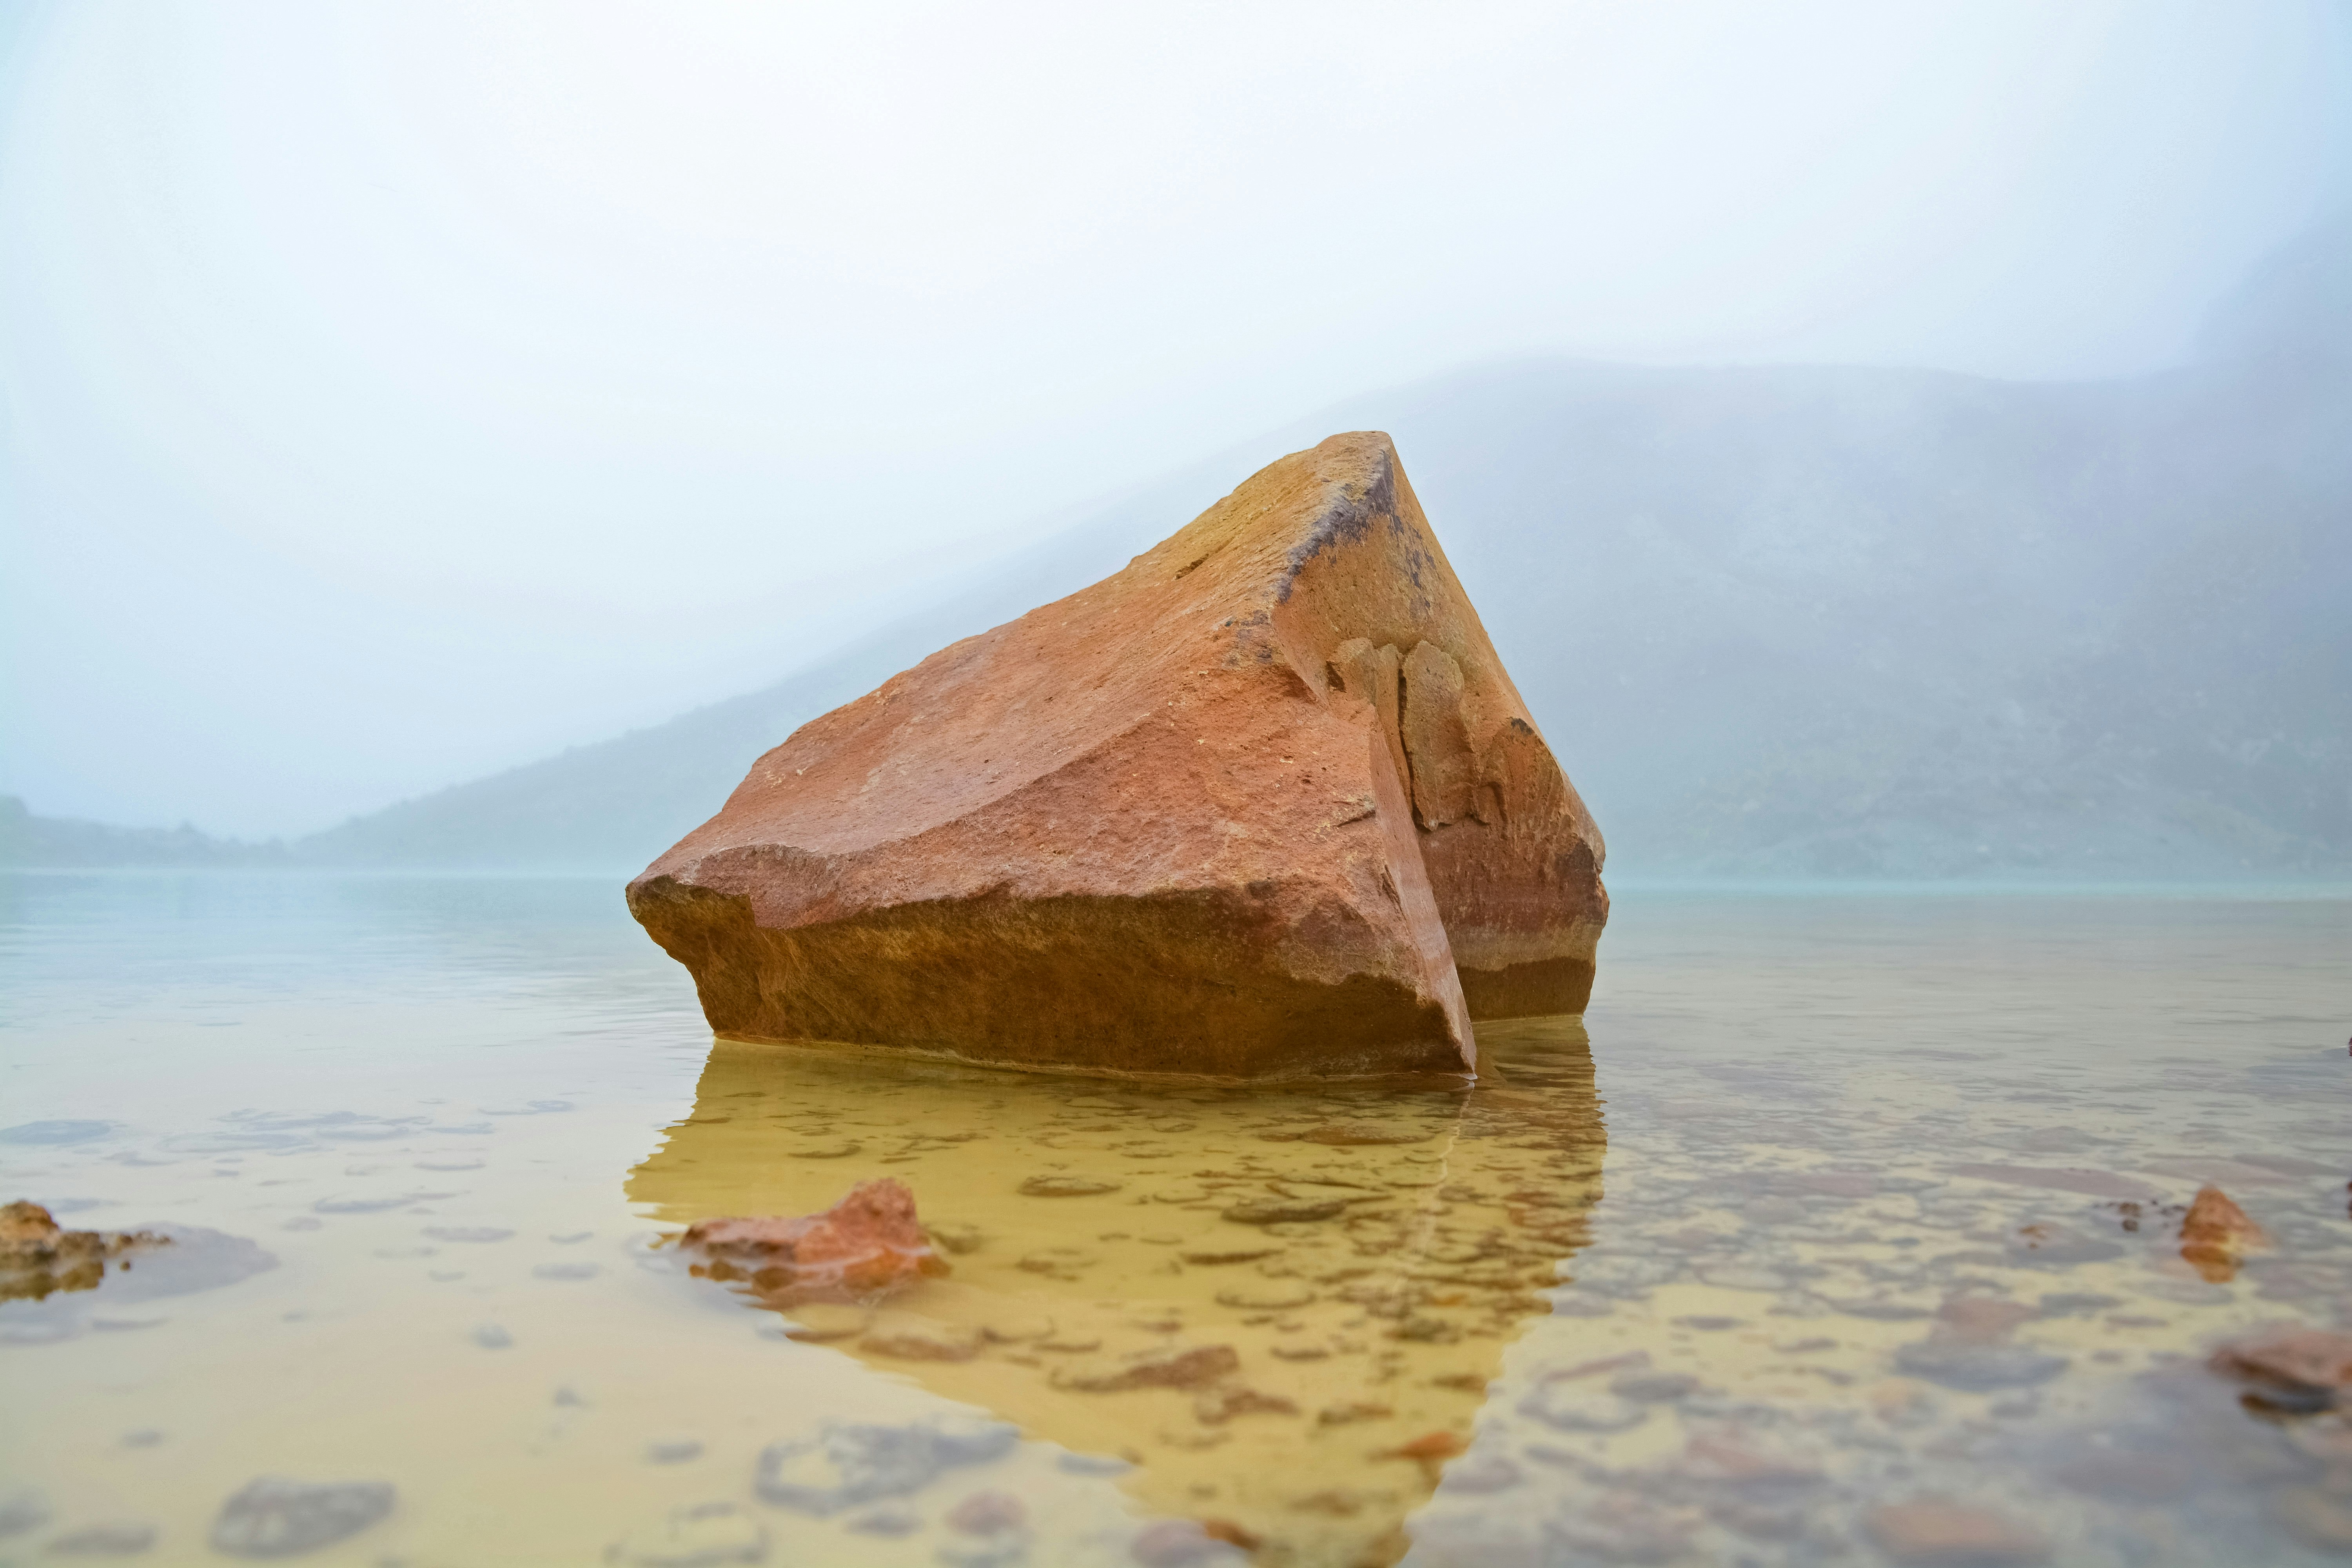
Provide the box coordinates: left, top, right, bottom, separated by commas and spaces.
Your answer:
3, 873, 2348, 1565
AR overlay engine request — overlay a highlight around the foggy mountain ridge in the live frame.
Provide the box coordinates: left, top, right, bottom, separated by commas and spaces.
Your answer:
10, 216, 2347, 879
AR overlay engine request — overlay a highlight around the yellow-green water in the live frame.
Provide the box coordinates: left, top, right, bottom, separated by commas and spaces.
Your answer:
2, 875, 2348, 1566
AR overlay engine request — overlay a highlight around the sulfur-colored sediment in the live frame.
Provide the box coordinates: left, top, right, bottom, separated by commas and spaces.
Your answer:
628, 1017, 1604, 1566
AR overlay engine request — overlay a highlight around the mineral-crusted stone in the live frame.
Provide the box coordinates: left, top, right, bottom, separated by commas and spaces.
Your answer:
2178, 1184, 2268, 1281
678, 1178, 946, 1305
628, 432, 1606, 1078
0, 1200, 169, 1303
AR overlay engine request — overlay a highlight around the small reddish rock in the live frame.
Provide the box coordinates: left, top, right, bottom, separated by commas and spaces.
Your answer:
1201, 1519, 1262, 1550
1390, 1430, 1466, 1461
2209, 1324, 2352, 1406
677, 1179, 947, 1305
1380, 1430, 1467, 1477
1, 1200, 168, 1302
2180, 1185, 2268, 1282
1864, 1499, 2049, 1566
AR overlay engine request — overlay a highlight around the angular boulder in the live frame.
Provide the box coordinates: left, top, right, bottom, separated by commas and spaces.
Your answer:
627, 432, 1606, 1078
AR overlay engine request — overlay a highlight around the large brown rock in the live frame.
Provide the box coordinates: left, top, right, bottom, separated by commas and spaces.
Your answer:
627, 432, 1606, 1078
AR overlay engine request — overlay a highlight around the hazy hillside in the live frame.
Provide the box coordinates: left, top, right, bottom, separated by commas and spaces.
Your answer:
15, 216, 2345, 880
0, 795, 283, 868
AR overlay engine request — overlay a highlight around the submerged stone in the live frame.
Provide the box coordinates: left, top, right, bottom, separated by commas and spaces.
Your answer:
678, 1178, 947, 1306
44, 1520, 156, 1556
1051, 1343, 1240, 1392
2209, 1323, 2352, 1409
0, 1210, 273, 1343
627, 432, 1606, 1080
753, 1415, 1014, 1519
755, 1425, 942, 1516
209, 1478, 394, 1559
1893, 1339, 2069, 1392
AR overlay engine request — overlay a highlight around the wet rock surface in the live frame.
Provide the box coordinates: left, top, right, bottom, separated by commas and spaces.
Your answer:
677, 1179, 947, 1306
2180, 1184, 2270, 1282
2210, 1324, 2352, 1410
0, 1205, 275, 1343
0, 1200, 169, 1303
626, 431, 1606, 1079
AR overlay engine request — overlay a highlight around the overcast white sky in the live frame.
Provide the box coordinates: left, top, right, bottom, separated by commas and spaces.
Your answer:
4, 1, 2347, 837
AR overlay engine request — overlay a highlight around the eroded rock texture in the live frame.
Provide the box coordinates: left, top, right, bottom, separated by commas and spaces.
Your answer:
679, 1178, 949, 1306
628, 432, 1606, 1077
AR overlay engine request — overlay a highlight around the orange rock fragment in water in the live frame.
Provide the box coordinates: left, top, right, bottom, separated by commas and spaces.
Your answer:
0, 1200, 63, 1252
1, 1199, 169, 1303
677, 1178, 948, 1305
2179, 1184, 2269, 1282
1385, 1430, 1466, 1462
1379, 1429, 1468, 1477
1200, 1518, 1262, 1551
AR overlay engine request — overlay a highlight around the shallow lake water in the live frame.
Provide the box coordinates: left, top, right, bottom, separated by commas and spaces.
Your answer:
2, 873, 2348, 1567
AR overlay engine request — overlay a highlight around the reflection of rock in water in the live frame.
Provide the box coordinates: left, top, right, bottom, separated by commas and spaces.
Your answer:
0, 1202, 276, 1345
627, 1019, 1604, 1566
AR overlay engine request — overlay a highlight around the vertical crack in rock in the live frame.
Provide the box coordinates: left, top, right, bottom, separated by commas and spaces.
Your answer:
1399, 641, 1480, 830
626, 432, 1606, 1077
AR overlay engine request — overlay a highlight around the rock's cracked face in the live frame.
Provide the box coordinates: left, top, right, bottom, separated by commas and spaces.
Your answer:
627, 431, 1607, 1079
